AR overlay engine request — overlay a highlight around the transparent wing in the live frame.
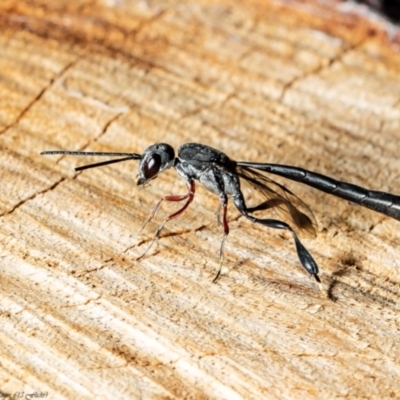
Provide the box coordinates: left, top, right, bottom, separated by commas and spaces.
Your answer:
236, 165, 317, 237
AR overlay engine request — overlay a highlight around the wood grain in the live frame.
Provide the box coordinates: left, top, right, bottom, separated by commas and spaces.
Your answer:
0, 0, 399, 398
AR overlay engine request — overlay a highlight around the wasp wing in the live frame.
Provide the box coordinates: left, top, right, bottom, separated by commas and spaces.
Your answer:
236, 165, 317, 237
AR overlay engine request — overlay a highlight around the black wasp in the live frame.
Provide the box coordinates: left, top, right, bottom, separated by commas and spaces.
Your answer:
42, 143, 400, 284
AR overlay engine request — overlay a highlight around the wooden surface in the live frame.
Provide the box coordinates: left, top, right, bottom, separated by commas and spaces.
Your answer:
1, 0, 400, 398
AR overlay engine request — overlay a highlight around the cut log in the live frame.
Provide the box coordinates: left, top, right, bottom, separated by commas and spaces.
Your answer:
0, 0, 399, 398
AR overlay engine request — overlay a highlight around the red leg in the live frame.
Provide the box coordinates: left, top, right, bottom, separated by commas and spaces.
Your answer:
137, 181, 195, 259
141, 191, 193, 231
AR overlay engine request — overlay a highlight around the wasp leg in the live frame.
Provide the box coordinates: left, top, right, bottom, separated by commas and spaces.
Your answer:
212, 194, 229, 283
233, 194, 320, 282
137, 180, 195, 259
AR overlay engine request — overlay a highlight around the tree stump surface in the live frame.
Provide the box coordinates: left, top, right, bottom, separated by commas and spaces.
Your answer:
0, 0, 399, 399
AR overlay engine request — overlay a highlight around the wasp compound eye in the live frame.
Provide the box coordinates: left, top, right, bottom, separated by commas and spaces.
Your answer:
143, 154, 162, 180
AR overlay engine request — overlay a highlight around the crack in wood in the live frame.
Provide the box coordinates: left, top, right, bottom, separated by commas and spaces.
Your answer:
124, 224, 208, 254
0, 56, 81, 136
0, 177, 66, 217
279, 40, 366, 102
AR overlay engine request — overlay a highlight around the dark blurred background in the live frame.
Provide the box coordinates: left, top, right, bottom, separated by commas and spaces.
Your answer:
355, 0, 400, 22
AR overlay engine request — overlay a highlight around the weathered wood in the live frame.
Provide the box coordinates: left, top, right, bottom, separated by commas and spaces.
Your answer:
0, 0, 399, 398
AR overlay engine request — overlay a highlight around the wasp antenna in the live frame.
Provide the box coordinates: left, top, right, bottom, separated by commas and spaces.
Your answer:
75, 156, 139, 171
41, 150, 140, 158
